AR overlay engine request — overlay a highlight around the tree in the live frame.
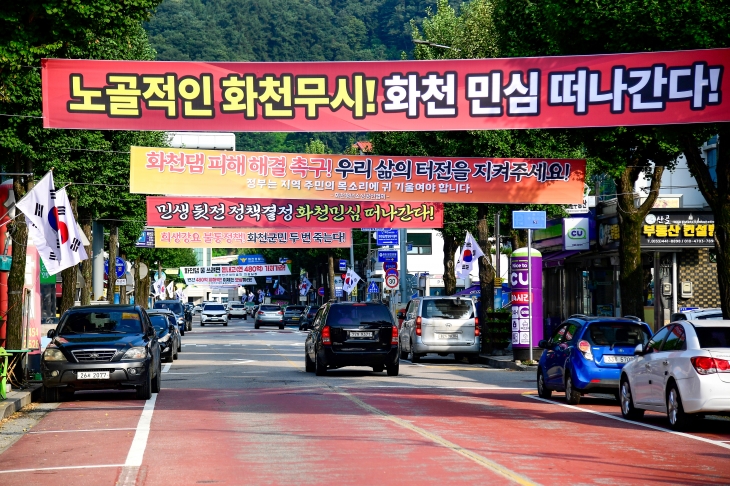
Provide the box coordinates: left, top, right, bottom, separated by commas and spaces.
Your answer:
493, 0, 729, 317
0, 0, 163, 348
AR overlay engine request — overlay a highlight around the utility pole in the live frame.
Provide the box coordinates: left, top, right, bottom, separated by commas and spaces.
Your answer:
399, 228, 408, 305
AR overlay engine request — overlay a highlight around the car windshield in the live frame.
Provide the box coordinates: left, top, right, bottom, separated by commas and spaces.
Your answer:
287, 306, 305, 312
58, 310, 143, 335
695, 327, 730, 348
149, 315, 170, 332
205, 305, 225, 311
231, 304, 244, 309
421, 299, 473, 319
154, 302, 184, 315
260, 305, 280, 312
584, 323, 651, 347
326, 305, 394, 327
697, 313, 723, 320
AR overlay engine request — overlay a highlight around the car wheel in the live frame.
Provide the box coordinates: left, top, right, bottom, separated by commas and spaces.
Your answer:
255, 324, 260, 329
305, 350, 315, 372
454, 353, 464, 362
399, 347, 408, 360
620, 378, 644, 420
201, 322, 205, 327
409, 340, 421, 363
224, 322, 228, 326
151, 361, 161, 394
42, 386, 59, 403
187, 322, 192, 331
537, 368, 552, 399
373, 365, 384, 373
137, 367, 152, 400
58, 388, 74, 401
667, 383, 694, 431
564, 373, 581, 405
180, 329, 185, 337
279, 324, 284, 330
465, 355, 479, 364
165, 350, 173, 363
387, 360, 400, 376
173, 345, 179, 360
315, 351, 327, 376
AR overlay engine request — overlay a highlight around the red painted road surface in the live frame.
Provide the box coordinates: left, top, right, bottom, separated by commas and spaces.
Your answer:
1, 386, 729, 485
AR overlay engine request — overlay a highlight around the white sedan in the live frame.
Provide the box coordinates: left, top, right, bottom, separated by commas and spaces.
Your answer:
620, 319, 730, 430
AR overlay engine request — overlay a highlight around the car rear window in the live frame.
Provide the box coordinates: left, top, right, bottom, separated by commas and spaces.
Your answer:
697, 314, 723, 320
584, 323, 650, 347
421, 299, 473, 319
260, 305, 280, 312
287, 306, 305, 311
58, 310, 143, 335
204, 304, 225, 311
154, 302, 184, 315
695, 327, 730, 348
230, 304, 244, 308
326, 305, 394, 327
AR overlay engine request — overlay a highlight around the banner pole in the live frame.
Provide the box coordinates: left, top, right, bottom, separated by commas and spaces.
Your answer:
528, 229, 532, 363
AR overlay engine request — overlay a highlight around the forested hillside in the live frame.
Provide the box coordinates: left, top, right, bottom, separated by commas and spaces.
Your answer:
144, 0, 450, 152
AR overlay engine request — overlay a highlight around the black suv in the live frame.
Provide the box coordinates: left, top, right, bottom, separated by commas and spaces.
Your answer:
304, 302, 400, 376
154, 300, 189, 332
42, 305, 162, 401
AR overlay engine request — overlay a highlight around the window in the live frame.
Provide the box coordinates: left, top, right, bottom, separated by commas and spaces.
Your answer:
694, 327, 730, 348
407, 232, 432, 255
551, 325, 568, 344
646, 326, 671, 353
662, 325, 686, 351
420, 299, 473, 319
58, 310, 143, 335
584, 323, 650, 347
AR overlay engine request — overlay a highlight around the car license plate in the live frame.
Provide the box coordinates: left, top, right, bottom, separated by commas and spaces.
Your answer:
438, 333, 458, 339
349, 331, 372, 338
292, 317, 300, 320
604, 355, 633, 364
77, 371, 109, 379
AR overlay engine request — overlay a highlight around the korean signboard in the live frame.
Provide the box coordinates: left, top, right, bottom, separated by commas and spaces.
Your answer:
131, 147, 585, 204
147, 196, 443, 228
563, 218, 590, 251
136, 228, 155, 248
376, 229, 399, 246
642, 211, 715, 248
42, 49, 729, 132
181, 265, 291, 287
153, 228, 351, 248
378, 250, 398, 262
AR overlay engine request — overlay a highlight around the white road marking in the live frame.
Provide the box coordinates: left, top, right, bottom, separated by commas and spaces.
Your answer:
340, 385, 533, 390
161, 363, 171, 373
124, 394, 158, 466
526, 394, 730, 450
165, 372, 207, 375
0, 464, 125, 475
230, 359, 256, 364
29, 428, 136, 434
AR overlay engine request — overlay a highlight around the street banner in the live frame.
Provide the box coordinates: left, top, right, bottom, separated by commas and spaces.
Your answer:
43, 49, 729, 131
147, 196, 444, 228
181, 265, 291, 287
131, 147, 585, 204
153, 227, 351, 248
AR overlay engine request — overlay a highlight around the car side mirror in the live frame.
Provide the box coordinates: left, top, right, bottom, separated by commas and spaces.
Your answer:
634, 343, 645, 356
47, 329, 56, 338
169, 324, 176, 332
397, 312, 404, 319
538, 339, 548, 349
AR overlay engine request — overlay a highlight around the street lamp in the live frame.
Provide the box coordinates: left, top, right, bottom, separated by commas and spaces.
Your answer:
413, 39, 460, 51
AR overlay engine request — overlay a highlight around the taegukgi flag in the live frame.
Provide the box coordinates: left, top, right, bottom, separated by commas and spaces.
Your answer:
166, 281, 174, 299
456, 231, 485, 280
300, 277, 312, 295
342, 268, 361, 294
153, 278, 166, 298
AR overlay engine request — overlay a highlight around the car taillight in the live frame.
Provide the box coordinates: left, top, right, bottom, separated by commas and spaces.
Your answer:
415, 316, 422, 336
391, 325, 398, 345
277, 311, 283, 315
691, 356, 730, 375
258, 311, 264, 315
474, 317, 480, 337
577, 340, 593, 360
322, 325, 331, 345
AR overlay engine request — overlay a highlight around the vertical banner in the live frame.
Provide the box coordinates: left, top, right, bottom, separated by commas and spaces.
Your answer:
510, 248, 543, 352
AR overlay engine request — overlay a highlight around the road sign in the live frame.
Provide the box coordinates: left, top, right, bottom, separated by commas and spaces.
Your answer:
385, 274, 399, 289
512, 210, 546, 229
385, 268, 398, 278
339, 259, 347, 271
105, 257, 125, 278
335, 288, 343, 297
238, 254, 266, 264
383, 261, 397, 272
318, 287, 325, 296
367, 281, 379, 293
376, 229, 399, 246
378, 250, 398, 262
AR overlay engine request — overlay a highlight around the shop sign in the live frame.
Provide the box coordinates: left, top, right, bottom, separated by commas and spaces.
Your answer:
563, 217, 590, 251
642, 211, 714, 248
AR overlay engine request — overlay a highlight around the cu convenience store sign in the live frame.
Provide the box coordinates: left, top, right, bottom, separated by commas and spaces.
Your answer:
42, 48, 728, 132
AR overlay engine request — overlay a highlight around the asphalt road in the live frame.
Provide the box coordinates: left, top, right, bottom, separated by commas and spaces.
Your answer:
1, 315, 729, 485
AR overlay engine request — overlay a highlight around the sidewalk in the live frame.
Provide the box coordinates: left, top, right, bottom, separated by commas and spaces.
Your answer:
479, 353, 535, 371
1, 384, 42, 421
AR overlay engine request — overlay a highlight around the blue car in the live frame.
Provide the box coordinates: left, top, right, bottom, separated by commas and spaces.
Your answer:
537, 316, 653, 404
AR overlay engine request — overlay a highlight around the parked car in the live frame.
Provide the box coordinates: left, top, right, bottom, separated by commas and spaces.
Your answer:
670, 308, 722, 321
184, 303, 193, 328
255, 304, 284, 329
41, 305, 162, 401
537, 316, 653, 405
153, 300, 189, 332
304, 302, 400, 376
283, 305, 306, 326
229, 303, 248, 320
300, 305, 320, 330
147, 307, 184, 337
201, 303, 229, 326
399, 296, 480, 364
193, 304, 203, 314
147, 310, 180, 363
620, 319, 730, 430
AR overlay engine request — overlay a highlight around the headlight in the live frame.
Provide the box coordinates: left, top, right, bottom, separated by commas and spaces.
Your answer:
159, 334, 170, 343
177, 318, 184, 324
122, 347, 147, 360
43, 348, 66, 361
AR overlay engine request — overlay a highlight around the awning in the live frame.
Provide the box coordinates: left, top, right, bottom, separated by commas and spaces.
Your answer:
542, 250, 582, 268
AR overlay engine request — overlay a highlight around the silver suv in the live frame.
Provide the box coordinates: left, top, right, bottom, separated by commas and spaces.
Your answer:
399, 296, 480, 363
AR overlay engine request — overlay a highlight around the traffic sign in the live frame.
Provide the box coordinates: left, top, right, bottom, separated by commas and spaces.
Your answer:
513, 210, 547, 229
376, 229, 399, 246
383, 261, 397, 272
105, 257, 125, 278
318, 287, 325, 296
385, 274, 399, 289
367, 281, 379, 293
378, 250, 398, 262
339, 259, 347, 271
386, 268, 398, 278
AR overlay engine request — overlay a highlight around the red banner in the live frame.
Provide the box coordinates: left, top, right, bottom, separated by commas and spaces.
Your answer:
42, 49, 728, 131
147, 197, 444, 228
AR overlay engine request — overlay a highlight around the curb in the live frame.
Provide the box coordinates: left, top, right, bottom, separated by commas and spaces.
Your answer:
0, 384, 43, 421
478, 355, 532, 371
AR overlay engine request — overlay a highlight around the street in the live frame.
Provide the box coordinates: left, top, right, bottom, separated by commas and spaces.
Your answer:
0, 316, 728, 485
